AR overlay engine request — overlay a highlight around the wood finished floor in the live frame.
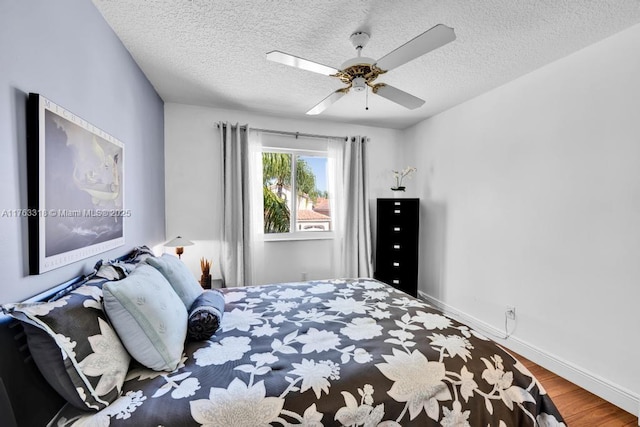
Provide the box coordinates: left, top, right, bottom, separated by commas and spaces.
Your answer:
514, 353, 638, 426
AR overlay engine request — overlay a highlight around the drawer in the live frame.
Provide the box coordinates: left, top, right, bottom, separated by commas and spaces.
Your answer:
374, 271, 417, 296
377, 258, 416, 272
377, 198, 418, 211
377, 205, 416, 226
375, 239, 418, 259
383, 224, 418, 240
376, 255, 417, 272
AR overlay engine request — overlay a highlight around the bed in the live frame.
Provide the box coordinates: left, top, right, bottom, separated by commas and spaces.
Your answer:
1, 249, 565, 426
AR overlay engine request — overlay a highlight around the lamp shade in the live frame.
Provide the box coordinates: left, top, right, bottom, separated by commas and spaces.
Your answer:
164, 236, 194, 247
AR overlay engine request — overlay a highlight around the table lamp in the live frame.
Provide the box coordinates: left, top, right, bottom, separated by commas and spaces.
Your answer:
164, 236, 194, 259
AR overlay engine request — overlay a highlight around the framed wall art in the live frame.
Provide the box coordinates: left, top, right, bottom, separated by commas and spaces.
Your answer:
27, 93, 125, 274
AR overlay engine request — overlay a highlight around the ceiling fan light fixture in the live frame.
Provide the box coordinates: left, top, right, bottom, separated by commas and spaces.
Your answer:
352, 76, 366, 92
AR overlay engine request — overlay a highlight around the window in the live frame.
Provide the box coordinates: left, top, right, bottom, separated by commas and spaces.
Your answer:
262, 148, 332, 238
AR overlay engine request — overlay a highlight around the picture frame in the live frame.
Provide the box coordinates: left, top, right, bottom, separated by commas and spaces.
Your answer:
27, 93, 125, 274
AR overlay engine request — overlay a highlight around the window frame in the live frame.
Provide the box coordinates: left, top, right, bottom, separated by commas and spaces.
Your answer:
261, 146, 334, 242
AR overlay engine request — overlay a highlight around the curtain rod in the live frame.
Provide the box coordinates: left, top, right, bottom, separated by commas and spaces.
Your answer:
217, 123, 348, 141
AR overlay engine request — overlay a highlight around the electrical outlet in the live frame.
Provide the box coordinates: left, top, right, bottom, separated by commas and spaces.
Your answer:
506, 306, 516, 320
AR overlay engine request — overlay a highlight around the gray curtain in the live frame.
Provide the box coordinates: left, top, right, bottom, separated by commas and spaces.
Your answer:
219, 122, 250, 287
341, 135, 373, 277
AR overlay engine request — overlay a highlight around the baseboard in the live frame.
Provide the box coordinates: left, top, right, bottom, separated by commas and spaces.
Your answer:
418, 290, 640, 418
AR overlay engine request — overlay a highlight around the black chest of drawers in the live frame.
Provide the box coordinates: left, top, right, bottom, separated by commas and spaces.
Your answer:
374, 198, 419, 296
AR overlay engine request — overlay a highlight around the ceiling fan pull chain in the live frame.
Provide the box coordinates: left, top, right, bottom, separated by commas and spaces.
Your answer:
366, 86, 369, 111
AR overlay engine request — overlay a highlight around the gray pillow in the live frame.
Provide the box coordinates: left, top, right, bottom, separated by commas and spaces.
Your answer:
103, 265, 187, 371
187, 289, 225, 341
145, 253, 203, 308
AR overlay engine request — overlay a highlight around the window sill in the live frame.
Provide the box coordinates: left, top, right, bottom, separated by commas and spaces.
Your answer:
263, 232, 335, 242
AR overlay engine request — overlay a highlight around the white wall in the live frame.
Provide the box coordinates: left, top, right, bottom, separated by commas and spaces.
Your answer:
403, 24, 640, 413
0, 1, 165, 303
164, 103, 403, 282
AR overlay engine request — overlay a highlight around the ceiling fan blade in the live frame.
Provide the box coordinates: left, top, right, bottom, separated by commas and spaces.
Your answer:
306, 89, 347, 115
266, 51, 339, 76
374, 24, 455, 71
373, 84, 425, 110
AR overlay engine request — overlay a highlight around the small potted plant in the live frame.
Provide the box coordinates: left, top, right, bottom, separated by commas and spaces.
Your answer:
200, 258, 212, 289
391, 166, 417, 192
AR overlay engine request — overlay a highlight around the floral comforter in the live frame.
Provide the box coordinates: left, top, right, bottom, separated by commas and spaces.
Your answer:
50, 279, 565, 426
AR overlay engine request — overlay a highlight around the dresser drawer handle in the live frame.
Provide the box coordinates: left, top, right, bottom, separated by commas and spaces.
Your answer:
394, 201, 401, 206
393, 244, 401, 249
393, 227, 401, 232
393, 262, 400, 267
392, 279, 400, 284
394, 209, 401, 214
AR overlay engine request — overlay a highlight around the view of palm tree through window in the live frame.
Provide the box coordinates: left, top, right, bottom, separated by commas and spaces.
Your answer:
262, 152, 330, 234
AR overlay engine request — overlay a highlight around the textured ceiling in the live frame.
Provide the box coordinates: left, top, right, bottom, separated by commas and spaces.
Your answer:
92, 0, 640, 129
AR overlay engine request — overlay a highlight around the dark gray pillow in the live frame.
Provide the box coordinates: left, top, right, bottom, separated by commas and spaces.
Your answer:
1, 278, 130, 411
21, 323, 87, 409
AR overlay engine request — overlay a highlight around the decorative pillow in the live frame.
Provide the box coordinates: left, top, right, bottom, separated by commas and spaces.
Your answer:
94, 263, 127, 281
125, 245, 156, 263
95, 245, 156, 280
102, 265, 187, 371
187, 289, 225, 341
1, 277, 130, 412
145, 253, 203, 308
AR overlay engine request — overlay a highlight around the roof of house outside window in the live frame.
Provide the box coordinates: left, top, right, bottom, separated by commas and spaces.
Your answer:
297, 210, 330, 221
313, 197, 330, 216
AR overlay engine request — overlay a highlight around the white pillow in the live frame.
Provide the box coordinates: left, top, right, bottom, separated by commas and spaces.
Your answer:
103, 265, 187, 371
146, 254, 203, 308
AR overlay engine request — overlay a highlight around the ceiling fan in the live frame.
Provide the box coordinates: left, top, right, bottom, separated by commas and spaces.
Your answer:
266, 24, 456, 115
